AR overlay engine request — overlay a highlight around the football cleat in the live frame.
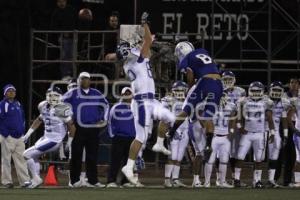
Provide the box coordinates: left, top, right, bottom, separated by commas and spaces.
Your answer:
266, 181, 280, 188
164, 179, 173, 188
135, 181, 145, 188
291, 182, 300, 188
254, 181, 264, 189
85, 182, 106, 188
192, 181, 203, 188
215, 179, 221, 187
121, 166, 138, 185
152, 143, 171, 156
106, 182, 119, 188
204, 182, 211, 188
233, 179, 241, 188
218, 182, 234, 188
172, 179, 187, 188
28, 176, 43, 189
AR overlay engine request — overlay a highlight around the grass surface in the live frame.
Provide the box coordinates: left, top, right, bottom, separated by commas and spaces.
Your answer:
1, 188, 300, 200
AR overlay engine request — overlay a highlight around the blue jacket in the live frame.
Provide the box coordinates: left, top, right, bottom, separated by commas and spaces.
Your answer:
0, 99, 25, 138
63, 88, 109, 125
108, 102, 135, 138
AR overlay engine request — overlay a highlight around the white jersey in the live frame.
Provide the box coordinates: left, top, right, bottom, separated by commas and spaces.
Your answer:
239, 97, 273, 133
213, 102, 237, 136
265, 98, 290, 132
38, 101, 73, 143
161, 95, 189, 139
225, 86, 246, 104
123, 48, 155, 95
290, 97, 300, 130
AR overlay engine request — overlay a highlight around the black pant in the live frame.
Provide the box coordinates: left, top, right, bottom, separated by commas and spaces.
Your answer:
274, 128, 296, 185
70, 124, 100, 185
107, 135, 134, 184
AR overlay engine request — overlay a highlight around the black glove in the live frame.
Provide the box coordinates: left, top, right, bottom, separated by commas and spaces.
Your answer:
141, 12, 149, 25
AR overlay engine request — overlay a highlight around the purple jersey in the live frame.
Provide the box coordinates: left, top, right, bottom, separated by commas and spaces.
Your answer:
178, 48, 219, 80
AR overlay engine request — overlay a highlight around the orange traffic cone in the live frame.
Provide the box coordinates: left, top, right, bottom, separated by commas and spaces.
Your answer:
44, 165, 58, 186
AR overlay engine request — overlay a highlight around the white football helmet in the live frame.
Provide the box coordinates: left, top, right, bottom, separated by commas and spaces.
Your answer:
174, 41, 195, 62
46, 87, 63, 106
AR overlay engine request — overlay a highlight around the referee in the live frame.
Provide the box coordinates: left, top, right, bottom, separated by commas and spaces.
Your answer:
107, 87, 135, 188
64, 72, 109, 187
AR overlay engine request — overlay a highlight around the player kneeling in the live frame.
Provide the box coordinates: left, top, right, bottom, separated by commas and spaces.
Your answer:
203, 94, 236, 188
23, 87, 76, 188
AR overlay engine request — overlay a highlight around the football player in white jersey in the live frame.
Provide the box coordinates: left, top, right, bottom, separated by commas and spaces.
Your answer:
265, 81, 290, 187
22, 87, 76, 188
163, 81, 189, 188
117, 12, 176, 185
204, 93, 236, 188
287, 89, 300, 187
234, 81, 275, 188
221, 71, 246, 182
186, 84, 206, 188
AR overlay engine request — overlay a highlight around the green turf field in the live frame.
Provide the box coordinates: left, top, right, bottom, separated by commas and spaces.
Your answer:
1, 188, 300, 200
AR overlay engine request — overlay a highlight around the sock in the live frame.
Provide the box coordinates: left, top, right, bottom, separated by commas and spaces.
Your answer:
80, 172, 86, 179
219, 164, 227, 183
234, 168, 241, 180
193, 175, 200, 183
204, 163, 213, 184
254, 170, 262, 183
216, 171, 220, 181
27, 158, 37, 177
295, 172, 300, 183
165, 164, 174, 178
156, 137, 164, 146
172, 165, 180, 179
35, 161, 40, 176
126, 159, 135, 169
268, 169, 275, 182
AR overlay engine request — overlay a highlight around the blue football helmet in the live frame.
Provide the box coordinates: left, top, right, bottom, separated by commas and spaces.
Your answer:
269, 81, 284, 99
248, 81, 264, 100
46, 87, 63, 106
172, 81, 188, 100
174, 41, 195, 62
222, 71, 236, 90
116, 41, 131, 60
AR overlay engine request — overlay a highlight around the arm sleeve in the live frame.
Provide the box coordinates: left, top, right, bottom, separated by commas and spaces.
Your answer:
108, 105, 117, 138
178, 55, 189, 73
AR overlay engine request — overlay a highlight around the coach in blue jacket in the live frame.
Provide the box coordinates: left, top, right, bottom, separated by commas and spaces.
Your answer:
106, 87, 136, 187
0, 84, 30, 188
64, 72, 109, 187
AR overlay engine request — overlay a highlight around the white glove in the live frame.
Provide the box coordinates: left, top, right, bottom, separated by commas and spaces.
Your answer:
65, 137, 73, 153
22, 128, 34, 143
141, 12, 149, 25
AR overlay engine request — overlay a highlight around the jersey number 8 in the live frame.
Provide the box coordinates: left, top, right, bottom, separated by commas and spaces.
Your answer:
195, 54, 212, 64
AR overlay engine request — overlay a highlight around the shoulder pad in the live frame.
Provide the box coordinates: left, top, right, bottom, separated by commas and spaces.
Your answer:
234, 86, 246, 95
38, 101, 48, 113
54, 103, 73, 118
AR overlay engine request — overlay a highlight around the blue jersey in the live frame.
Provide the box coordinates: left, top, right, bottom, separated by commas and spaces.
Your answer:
178, 48, 219, 80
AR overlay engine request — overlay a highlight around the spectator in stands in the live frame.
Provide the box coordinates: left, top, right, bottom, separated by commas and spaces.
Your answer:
0, 84, 31, 188
50, 0, 77, 80
104, 11, 119, 61
78, 8, 93, 59
63, 72, 109, 187
106, 87, 136, 188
